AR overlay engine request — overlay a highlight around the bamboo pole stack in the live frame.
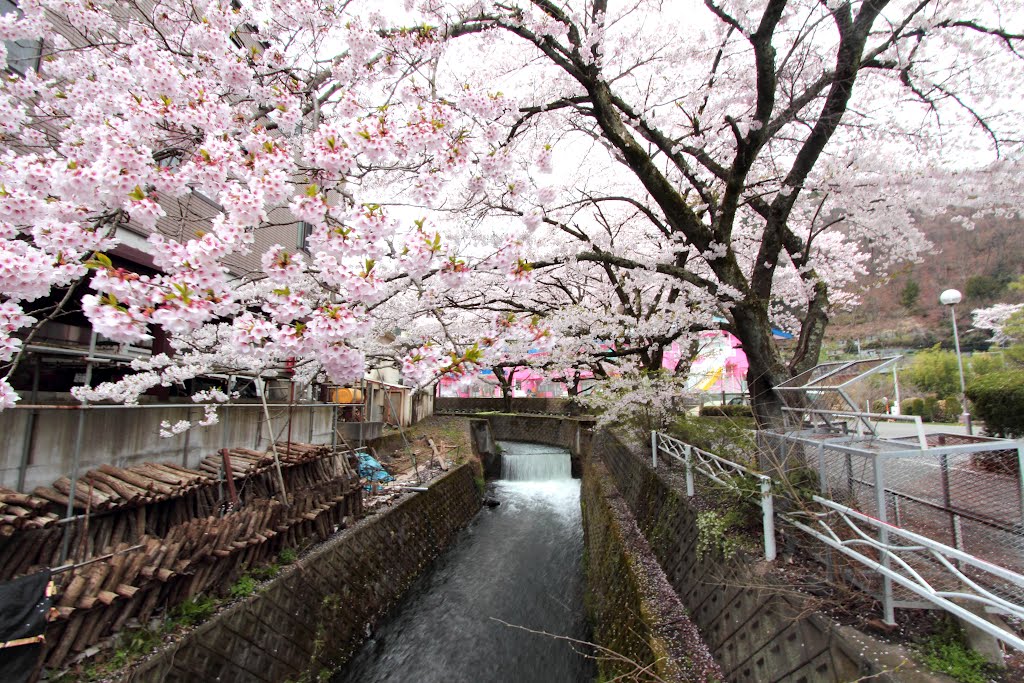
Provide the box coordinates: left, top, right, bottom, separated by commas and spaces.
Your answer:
0, 442, 363, 670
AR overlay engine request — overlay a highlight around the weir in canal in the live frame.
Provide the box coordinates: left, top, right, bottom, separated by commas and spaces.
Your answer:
333, 441, 593, 683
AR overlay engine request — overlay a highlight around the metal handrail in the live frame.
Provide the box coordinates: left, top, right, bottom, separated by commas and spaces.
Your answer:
653, 431, 776, 561
652, 430, 1024, 649
783, 496, 1024, 651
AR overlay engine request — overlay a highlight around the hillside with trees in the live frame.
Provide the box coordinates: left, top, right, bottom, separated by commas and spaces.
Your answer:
829, 212, 1024, 352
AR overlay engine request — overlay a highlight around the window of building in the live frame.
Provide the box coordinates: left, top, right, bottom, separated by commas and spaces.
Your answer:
1, 0, 42, 75
299, 221, 314, 251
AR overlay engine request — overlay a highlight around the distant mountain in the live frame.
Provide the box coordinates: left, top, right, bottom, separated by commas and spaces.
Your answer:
828, 212, 1024, 352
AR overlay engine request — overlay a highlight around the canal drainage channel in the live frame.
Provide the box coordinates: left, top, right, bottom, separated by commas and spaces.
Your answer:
332, 441, 593, 682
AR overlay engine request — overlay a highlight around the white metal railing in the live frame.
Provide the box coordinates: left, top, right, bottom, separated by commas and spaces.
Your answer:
781, 407, 929, 449
650, 430, 1024, 650
784, 496, 1024, 651
652, 432, 776, 561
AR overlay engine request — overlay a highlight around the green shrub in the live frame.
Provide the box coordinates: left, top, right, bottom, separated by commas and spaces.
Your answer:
964, 274, 1006, 301
695, 510, 739, 560
970, 352, 1005, 377
170, 595, 216, 628
940, 397, 962, 423
278, 547, 298, 564
901, 397, 921, 416
698, 404, 754, 418
910, 397, 926, 417
904, 346, 967, 399
966, 370, 1024, 437
669, 415, 757, 465
923, 396, 939, 423
229, 574, 258, 599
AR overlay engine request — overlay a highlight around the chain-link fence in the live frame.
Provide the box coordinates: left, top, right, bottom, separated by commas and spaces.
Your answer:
758, 428, 1024, 609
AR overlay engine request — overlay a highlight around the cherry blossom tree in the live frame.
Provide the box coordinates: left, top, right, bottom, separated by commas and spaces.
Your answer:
973, 303, 1024, 346
3, 0, 1024, 429
0, 0, 534, 411
420, 0, 1024, 425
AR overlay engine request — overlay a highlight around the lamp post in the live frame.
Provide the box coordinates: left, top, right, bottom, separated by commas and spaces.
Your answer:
939, 289, 973, 435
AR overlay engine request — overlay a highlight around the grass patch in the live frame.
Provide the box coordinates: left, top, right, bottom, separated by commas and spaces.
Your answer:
917, 618, 1002, 683
169, 595, 216, 628
229, 574, 259, 599
250, 563, 281, 581
76, 627, 163, 681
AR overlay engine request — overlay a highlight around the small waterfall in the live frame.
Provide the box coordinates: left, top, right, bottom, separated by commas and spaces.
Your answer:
498, 441, 572, 481
333, 439, 590, 683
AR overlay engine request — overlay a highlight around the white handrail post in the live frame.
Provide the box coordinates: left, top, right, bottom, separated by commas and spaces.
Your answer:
684, 444, 695, 497
761, 477, 776, 561
1017, 445, 1024, 525
874, 456, 896, 624
915, 415, 928, 450
651, 431, 658, 468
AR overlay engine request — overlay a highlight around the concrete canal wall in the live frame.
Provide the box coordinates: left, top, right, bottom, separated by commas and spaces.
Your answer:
125, 464, 481, 683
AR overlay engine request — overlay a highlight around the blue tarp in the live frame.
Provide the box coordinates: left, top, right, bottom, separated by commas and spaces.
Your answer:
356, 451, 394, 488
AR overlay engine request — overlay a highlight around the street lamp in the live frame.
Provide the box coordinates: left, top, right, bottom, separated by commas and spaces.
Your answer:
939, 289, 973, 435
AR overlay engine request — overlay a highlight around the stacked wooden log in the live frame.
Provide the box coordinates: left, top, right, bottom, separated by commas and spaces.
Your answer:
42, 473, 360, 668
31, 463, 215, 512
273, 441, 333, 464
0, 487, 59, 536
2, 442, 364, 670
196, 448, 272, 478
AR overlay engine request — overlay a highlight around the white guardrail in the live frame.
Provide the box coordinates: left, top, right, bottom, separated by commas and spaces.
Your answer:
651, 431, 1024, 651
785, 496, 1024, 650
652, 431, 776, 561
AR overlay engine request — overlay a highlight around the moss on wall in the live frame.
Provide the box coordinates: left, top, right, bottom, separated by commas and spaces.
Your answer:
591, 429, 953, 683
582, 455, 723, 682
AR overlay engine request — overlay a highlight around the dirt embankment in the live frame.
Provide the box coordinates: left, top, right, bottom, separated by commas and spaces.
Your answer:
367, 415, 481, 484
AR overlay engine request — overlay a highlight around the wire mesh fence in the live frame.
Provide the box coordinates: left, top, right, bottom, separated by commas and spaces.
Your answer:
650, 427, 1024, 648
757, 429, 1024, 609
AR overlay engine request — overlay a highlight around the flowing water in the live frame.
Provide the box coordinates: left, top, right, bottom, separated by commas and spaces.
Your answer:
332, 441, 592, 683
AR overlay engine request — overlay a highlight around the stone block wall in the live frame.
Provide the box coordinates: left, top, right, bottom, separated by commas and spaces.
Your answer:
485, 413, 593, 454
582, 452, 722, 682
126, 464, 481, 683
481, 414, 594, 478
469, 418, 500, 479
591, 430, 948, 683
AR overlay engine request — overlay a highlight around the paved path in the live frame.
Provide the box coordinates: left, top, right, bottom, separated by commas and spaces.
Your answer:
871, 421, 971, 439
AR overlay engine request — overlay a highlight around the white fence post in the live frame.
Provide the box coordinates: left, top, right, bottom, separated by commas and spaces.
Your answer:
761, 477, 776, 561
651, 431, 658, 468
874, 456, 896, 624
684, 444, 695, 497
1018, 445, 1024, 525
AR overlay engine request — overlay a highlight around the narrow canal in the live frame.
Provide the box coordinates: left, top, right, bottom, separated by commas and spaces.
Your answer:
332, 441, 593, 682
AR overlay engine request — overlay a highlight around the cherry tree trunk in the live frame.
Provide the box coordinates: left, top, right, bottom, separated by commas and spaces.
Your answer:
730, 303, 791, 431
